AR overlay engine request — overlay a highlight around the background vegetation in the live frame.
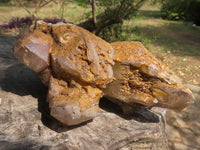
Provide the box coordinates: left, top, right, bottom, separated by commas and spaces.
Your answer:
0, 0, 199, 83
161, 0, 200, 25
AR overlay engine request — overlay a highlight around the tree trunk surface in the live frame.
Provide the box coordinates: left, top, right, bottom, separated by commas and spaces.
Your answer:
0, 35, 168, 150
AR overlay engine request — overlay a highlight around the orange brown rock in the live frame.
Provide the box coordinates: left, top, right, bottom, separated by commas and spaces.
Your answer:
48, 77, 102, 125
104, 41, 194, 112
13, 21, 114, 125
50, 22, 114, 87
13, 22, 194, 125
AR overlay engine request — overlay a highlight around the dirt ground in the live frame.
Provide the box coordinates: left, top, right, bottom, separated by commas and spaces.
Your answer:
134, 17, 200, 149
147, 34, 200, 150
148, 34, 200, 149
157, 51, 200, 150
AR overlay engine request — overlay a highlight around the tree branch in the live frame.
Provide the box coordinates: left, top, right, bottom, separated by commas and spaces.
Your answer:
95, 18, 123, 35
116, 0, 127, 18
135, 0, 146, 9
91, 0, 97, 26
79, 0, 147, 35
122, 0, 146, 18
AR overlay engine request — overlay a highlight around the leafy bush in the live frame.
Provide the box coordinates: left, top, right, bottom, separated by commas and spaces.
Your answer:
161, 0, 200, 25
79, 0, 147, 35
99, 24, 125, 42
161, 0, 187, 20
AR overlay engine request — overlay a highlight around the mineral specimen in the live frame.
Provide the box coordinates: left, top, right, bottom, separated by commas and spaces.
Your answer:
14, 21, 114, 125
13, 21, 194, 125
104, 42, 194, 113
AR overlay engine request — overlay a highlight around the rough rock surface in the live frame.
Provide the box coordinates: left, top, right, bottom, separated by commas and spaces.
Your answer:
104, 41, 194, 112
0, 35, 168, 150
13, 22, 194, 126
13, 21, 115, 125
48, 76, 103, 125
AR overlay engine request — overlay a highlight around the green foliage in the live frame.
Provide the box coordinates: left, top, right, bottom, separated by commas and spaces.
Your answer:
96, 0, 137, 41
99, 22, 154, 44
161, 0, 186, 20
0, 0, 13, 6
161, 0, 200, 25
0, 3, 11, 6
93, 0, 147, 37
100, 0, 141, 20
69, 0, 88, 8
99, 23, 126, 42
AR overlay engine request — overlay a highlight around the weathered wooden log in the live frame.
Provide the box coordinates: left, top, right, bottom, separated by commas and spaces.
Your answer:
0, 34, 169, 150
0, 64, 168, 150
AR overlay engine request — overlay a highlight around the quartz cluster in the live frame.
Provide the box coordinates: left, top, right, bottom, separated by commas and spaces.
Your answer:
13, 21, 194, 125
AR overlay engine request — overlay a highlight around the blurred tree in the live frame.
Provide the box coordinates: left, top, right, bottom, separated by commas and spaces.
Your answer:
19, 0, 57, 20
0, 0, 148, 38
59, 0, 67, 19
79, 0, 147, 35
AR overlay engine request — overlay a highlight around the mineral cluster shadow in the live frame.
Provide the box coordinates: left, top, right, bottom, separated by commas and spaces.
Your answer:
99, 98, 159, 123
1, 63, 158, 132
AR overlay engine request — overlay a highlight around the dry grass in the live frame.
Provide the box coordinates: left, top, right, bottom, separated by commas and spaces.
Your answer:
0, 3, 90, 24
